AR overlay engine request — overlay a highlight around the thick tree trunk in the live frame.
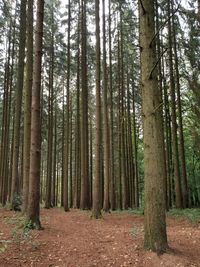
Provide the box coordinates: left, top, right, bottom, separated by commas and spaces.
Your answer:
139, 0, 168, 252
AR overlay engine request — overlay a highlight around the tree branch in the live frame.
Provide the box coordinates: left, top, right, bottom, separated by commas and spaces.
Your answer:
152, 102, 163, 114
139, 0, 146, 15
149, 48, 168, 80
149, 2, 181, 48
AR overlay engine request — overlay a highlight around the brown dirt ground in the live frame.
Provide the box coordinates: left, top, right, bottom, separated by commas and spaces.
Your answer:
0, 208, 200, 267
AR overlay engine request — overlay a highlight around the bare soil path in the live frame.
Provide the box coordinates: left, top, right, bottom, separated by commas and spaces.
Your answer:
0, 208, 200, 267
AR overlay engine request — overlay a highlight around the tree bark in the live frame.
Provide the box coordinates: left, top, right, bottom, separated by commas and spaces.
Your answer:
102, 0, 111, 212
63, 0, 71, 212
22, 0, 33, 213
171, 0, 188, 208
92, 0, 102, 219
80, 0, 89, 210
73, 3, 81, 208
27, 0, 44, 229
11, 0, 27, 210
108, 0, 115, 211
168, 0, 183, 209
139, 0, 168, 252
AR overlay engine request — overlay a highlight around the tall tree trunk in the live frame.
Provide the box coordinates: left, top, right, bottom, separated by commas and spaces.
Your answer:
0, 20, 12, 205
155, 0, 168, 210
6, 14, 17, 203
92, 0, 102, 219
102, 0, 111, 212
108, 0, 115, 211
73, 3, 81, 208
45, 6, 55, 209
52, 104, 57, 207
139, 0, 168, 252
168, 0, 183, 209
22, 0, 33, 213
61, 87, 65, 207
171, 0, 188, 208
80, 0, 89, 210
116, 29, 122, 210
163, 66, 173, 208
127, 75, 135, 208
11, 0, 27, 210
63, 0, 71, 212
27, 0, 44, 229
131, 81, 139, 208
69, 98, 73, 208
120, 4, 128, 210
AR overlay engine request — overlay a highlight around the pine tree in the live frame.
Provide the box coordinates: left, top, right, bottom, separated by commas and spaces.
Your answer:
27, 0, 45, 229
139, 0, 168, 252
22, 0, 33, 213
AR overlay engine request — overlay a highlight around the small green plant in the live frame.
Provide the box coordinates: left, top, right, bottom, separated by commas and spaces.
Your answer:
12, 193, 22, 211
3, 215, 42, 251
11, 222, 32, 246
23, 220, 33, 235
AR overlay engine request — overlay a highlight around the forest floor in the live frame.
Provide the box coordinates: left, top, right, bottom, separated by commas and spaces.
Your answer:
0, 207, 200, 267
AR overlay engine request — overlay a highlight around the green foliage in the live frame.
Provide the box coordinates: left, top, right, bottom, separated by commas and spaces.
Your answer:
167, 208, 200, 225
3, 214, 42, 250
23, 220, 33, 237
12, 193, 22, 211
11, 220, 40, 248
11, 219, 32, 243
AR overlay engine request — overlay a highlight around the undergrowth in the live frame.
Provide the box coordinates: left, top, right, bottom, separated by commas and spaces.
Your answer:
167, 208, 200, 224
3, 213, 41, 250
